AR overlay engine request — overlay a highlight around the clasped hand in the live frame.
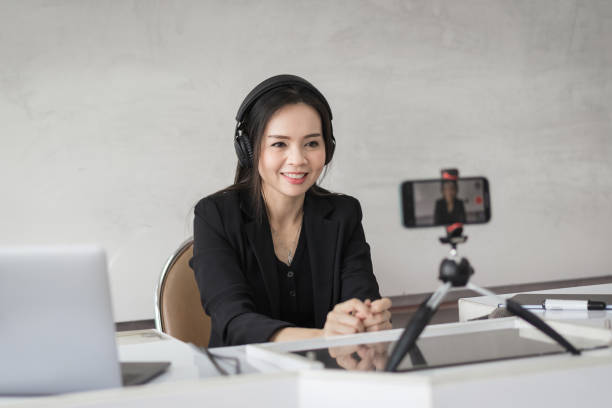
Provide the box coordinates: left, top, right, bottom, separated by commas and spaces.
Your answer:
322, 297, 392, 337
328, 342, 390, 371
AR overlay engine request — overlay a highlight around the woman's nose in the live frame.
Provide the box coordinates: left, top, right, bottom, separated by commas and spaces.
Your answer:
287, 145, 307, 165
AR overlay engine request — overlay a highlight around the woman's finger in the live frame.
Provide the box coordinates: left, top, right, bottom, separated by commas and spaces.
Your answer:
324, 316, 365, 336
372, 341, 390, 354
328, 344, 359, 358
373, 351, 388, 371
325, 324, 358, 336
334, 298, 371, 318
370, 297, 392, 313
356, 346, 371, 360
355, 353, 375, 371
362, 310, 391, 327
336, 354, 359, 370
328, 311, 365, 332
365, 321, 393, 332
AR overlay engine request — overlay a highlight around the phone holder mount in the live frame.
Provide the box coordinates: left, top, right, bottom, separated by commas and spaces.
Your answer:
438, 223, 472, 287
384, 222, 581, 372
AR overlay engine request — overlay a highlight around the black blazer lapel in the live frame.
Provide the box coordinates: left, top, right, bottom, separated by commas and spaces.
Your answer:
241, 196, 281, 319
304, 194, 338, 328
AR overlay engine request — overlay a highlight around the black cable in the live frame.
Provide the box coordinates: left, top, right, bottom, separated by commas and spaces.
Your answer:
201, 347, 229, 376
210, 353, 242, 375
200, 347, 242, 375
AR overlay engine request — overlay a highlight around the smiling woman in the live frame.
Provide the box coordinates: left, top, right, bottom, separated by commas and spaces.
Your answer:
190, 75, 392, 347
259, 104, 326, 200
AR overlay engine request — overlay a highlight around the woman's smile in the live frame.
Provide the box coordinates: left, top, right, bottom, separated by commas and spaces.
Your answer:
281, 172, 308, 184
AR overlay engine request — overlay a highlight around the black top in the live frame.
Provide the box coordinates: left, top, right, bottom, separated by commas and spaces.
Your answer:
275, 226, 315, 328
434, 198, 466, 225
190, 189, 381, 347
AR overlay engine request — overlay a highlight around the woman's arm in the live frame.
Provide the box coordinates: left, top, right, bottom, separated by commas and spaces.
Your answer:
192, 196, 293, 346
269, 327, 323, 342
338, 197, 381, 302
434, 199, 444, 225
337, 197, 392, 332
270, 297, 376, 341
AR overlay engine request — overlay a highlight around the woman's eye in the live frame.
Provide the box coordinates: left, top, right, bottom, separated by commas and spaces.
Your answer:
271, 142, 286, 148
306, 141, 319, 147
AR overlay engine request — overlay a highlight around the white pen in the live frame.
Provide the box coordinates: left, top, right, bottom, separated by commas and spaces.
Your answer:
543, 299, 606, 311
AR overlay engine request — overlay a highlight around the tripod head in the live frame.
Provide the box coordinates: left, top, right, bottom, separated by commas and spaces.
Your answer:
439, 222, 468, 248
439, 223, 473, 287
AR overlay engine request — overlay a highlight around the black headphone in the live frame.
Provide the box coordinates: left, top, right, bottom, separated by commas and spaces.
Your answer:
234, 74, 336, 168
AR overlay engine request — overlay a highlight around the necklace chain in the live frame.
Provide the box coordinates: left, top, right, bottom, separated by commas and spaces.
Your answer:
271, 208, 303, 266
286, 216, 302, 265
262, 191, 304, 266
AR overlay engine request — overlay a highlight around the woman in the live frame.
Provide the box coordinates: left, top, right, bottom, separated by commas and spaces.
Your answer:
191, 75, 392, 347
434, 180, 466, 225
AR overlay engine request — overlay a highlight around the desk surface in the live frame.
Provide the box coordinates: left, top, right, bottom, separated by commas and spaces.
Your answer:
4, 284, 612, 407
4, 315, 612, 408
458, 282, 612, 322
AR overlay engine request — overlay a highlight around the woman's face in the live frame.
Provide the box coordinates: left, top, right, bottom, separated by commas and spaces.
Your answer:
442, 182, 457, 202
258, 103, 326, 200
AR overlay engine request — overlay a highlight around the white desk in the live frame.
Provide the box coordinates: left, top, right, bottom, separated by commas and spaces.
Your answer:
4, 316, 612, 408
458, 283, 612, 322
2, 331, 430, 408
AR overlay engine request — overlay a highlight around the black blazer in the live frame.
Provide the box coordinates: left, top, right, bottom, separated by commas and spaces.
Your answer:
190, 188, 381, 347
433, 198, 466, 225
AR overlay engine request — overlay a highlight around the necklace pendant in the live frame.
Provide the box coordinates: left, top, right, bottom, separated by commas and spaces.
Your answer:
287, 250, 293, 265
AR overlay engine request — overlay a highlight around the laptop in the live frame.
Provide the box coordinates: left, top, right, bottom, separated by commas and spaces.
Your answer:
0, 246, 170, 395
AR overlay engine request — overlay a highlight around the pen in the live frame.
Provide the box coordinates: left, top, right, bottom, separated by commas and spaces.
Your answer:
543, 299, 606, 311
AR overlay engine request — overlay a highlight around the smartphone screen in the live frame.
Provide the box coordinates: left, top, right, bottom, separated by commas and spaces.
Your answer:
401, 177, 491, 228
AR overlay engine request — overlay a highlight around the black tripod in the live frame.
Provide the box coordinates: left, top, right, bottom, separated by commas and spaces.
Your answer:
385, 224, 580, 372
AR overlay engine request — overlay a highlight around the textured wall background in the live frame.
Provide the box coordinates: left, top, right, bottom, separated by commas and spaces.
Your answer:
1, 0, 611, 321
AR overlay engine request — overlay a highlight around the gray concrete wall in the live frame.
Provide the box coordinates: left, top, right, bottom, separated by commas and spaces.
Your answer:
1, 0, 610, 321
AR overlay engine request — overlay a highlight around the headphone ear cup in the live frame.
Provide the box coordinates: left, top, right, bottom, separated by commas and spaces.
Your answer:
325, 136, 336, 165
241, 135, 254, 167
234, 133, 254, 168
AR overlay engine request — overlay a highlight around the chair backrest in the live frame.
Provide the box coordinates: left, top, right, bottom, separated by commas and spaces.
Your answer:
155, 238, 211, 347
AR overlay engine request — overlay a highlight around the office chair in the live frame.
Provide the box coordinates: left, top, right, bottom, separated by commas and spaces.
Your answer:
155, 238, 211, 347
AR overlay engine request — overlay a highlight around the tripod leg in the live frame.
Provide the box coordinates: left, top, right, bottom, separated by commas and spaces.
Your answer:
408, 344, 428, 367
466, 283, 580, 355
385, 282, 452, 372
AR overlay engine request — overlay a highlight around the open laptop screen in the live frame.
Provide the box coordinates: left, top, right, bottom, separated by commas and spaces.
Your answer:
0, 246, 166, 395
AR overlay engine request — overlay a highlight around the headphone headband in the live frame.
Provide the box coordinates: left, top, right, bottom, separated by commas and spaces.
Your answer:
233, 74, 335, 168
235, 74, 333, 124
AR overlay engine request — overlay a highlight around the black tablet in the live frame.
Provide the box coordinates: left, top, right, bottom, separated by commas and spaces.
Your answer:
292, 327, 607, 372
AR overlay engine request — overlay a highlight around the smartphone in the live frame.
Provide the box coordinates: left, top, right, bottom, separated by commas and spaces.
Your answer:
401, 177, 491, 228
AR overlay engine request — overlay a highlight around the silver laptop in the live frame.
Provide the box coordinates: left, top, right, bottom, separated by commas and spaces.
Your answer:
0, 246, 168, 395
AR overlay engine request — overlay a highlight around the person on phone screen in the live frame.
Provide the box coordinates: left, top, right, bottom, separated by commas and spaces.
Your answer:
433, 180, 466, 225
190, 75, 392, 347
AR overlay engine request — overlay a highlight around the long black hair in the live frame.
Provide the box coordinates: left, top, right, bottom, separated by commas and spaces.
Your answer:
220, 83, 335, 221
